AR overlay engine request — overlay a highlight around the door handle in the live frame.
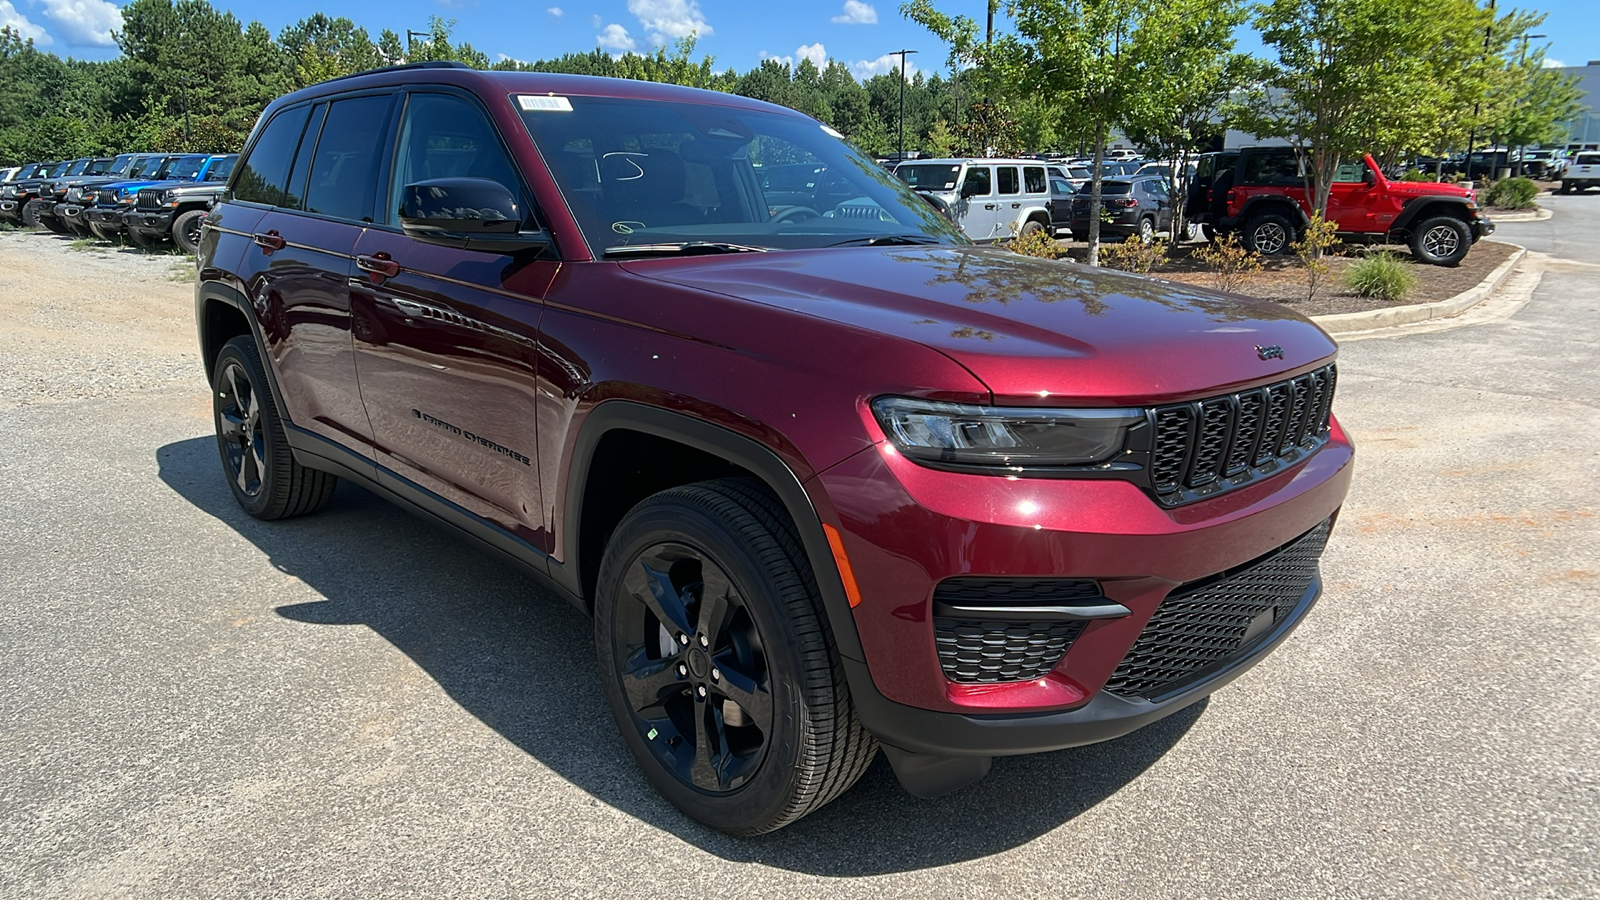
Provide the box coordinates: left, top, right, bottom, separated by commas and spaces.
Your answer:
984, 203, 997, 210
356, 252, 401, 283
1011, 202, 1021, 209
252, 230, 285, 253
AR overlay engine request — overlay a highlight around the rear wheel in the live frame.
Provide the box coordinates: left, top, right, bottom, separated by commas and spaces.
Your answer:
212, 336, 337, 520
1242, 212, 1295, 255
20, 201, 43, 229
1018, 218, 1045, 240
594, 478, 876, 835
1408, 215, 1471, 266
1137, 216, 1155, 244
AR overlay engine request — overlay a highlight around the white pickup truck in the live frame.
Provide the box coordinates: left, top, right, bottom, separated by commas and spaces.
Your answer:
1558, 152, 1600, 193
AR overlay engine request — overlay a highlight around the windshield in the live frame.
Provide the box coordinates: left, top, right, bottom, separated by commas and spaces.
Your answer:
149, 157, 182, 179
520, 96, 966, 255
1078, 181, 1133, 196
127, 156, 163, 178
105, 154, 136, 176
896, 164, 962, 191
167, 156, 207, 180
65, 159, 90, 176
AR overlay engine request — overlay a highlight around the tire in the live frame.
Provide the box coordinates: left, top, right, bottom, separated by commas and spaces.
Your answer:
1241, 211, 1296, 255
594, 477, 876, 835
87, 222, 114, 242
211, 335, 337, 520
1201, 223, 1218, 244
125, 228, 151, 248
1408, 215, 1472, 266
1558, 181, 1571, 195
173, 210, 206, 254
42, 215, 70, 235
1137, 216, 1155, 244
20, 200, 43, 229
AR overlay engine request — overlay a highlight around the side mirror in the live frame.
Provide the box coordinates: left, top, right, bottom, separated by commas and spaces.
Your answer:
399, 177, 549, 253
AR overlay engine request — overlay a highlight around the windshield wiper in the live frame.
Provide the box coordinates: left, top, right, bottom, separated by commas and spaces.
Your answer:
826, 234, 945, 248
603, 241, 769, 258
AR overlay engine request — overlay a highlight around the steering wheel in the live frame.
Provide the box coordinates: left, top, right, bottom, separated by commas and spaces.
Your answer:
771, 206, 822, 224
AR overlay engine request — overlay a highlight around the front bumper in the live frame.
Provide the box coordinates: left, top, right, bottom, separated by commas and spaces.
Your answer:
84, 206, 131, 233
1473, 214, 1495, 240
54, 202, 86, 223
124, 209, 176, 235
0, 199, 19, 220
816, 410, 1353, 754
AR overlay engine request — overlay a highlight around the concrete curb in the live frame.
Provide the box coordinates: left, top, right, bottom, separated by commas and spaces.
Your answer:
1311, 241, 1527, 335
1487, 207, 1552, 223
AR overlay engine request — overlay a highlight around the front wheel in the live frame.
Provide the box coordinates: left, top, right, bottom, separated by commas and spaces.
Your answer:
20, 201, 43, 229
212, 336, 337, 519
1408, 216, 1471, 266
594, 478, 876, 835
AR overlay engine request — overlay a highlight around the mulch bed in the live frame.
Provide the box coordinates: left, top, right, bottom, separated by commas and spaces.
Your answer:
1050, 239, 1517, 317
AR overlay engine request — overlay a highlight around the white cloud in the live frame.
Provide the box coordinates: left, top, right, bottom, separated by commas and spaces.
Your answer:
796, 42, 827, 67
0, 1, 52, 45
547, 6, 564, 19
627, 0, 711, 46
597, 23, 636, 52
497, 52, 527, 64
759, 50, 793, 67
831, 0, 877, 25
37, 0, 120, 47
592, 13, 603, 27
1544, 58, 1566, 68
852, 53, 917, 80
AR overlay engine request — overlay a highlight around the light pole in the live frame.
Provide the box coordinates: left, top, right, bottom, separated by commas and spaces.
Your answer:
407, 29, 431, 61
177, 76, 191, 148
890, 49, 918, 162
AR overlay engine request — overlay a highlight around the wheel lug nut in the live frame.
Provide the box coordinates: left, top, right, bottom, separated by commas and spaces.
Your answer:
677, 664, 688, 677
696, 685, 707, 698
677, 633, 689, 646
710, 668, 720, 681
698, 634, 709, 648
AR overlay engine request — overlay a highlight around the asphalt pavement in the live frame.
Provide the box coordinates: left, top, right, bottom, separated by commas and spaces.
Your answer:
1, 201, 1596, 898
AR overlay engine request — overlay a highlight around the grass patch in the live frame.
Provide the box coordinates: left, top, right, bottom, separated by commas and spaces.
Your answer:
167, 260, 196, 283
69, 238, 95, 251
1344, 251, 1418, 302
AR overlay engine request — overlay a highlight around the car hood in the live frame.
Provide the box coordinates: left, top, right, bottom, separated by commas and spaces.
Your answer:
621, 245, 1337, 404
93, 178, 192, 195
1388, 180, 1474, 200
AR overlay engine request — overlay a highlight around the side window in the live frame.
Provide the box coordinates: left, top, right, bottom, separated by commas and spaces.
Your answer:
1243, 152, 1301, 186
233, 105, 312, 207
1050, 178, 1072, 195
206, 157, 236, 182
303, 94, 396, 222
961, 166, 991, 196
1333, 162, 1367, 183
283, 105, 327, 211
997, 166, 1019, 195
1024, 166, 1046, 193
387, 92, 525, 226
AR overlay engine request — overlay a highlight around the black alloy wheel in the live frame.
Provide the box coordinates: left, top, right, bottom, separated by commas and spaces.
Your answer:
595, 478, 877, 835
211, 335, 337, 520
610, 542, 777, 794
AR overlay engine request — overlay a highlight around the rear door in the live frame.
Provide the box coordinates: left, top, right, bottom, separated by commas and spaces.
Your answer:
226, 92, 396, 458
349, 89, 555, 553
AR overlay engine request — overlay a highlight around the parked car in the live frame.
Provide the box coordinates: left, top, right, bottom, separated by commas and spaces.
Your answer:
30, 156, 123, 234
0, 162, 49, 220
51, 153, 170, 236
1186, 146, 1493, 265
0, 166, 18, 183
2, 159, 71, 227
1441, 149, 1511, 181
125, 154, 237, 252
198, 61, 1352, 836
1068, 174, 1176, 242
894, 157, 1054, 240
1519, 149, 1566, 179
82, 154, 192, 241
1559, 151, 1600, 193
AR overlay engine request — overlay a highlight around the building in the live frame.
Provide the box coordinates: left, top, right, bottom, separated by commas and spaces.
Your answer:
1559, 62, 1600, 151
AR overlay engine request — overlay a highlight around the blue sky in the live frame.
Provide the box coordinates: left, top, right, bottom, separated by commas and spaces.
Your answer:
4, 0, 1598, 76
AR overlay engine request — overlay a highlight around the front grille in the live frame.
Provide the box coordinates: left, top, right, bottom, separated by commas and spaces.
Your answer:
137, 190, 163, 210
1149, 364, 1336, 504
1103, 518, 1332, 699
932, 577, 1101, 684
97, 189, 119, 205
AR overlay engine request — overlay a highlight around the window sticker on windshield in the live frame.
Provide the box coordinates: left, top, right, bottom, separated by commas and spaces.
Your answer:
518, 95, 574, 112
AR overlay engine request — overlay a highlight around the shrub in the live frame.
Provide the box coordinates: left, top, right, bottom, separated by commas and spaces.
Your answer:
1344, 252, 1418, 302
1484, 176, 1538, 210
1006, 225, 1065, 259
1291, 215, 1341, 302
1399, 168, 1432, 182
1191, 232, 1263, 293
1100, 234, 1169, 275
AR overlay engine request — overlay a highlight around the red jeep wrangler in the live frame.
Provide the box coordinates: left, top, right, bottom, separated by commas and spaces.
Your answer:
1187, 147, 1494, 266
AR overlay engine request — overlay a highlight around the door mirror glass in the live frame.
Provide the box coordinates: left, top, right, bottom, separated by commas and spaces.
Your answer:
399, 178, 522, 235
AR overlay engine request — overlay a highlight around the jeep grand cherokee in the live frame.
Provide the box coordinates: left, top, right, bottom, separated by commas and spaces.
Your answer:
196, 62, 1354, 835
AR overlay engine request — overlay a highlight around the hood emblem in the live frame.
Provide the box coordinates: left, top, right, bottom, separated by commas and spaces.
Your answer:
1256, 345, 1284, 360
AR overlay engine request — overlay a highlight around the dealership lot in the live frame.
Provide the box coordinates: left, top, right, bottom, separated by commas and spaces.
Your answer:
1, 202, 1596, 898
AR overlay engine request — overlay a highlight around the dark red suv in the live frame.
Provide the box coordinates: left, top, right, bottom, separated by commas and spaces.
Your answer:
196, 62, 1353, 835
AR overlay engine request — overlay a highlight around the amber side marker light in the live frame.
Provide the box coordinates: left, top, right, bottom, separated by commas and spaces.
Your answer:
822, 523, 864, 608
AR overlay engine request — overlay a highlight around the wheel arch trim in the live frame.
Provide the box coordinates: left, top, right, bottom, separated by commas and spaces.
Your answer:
559, 400, 867, 662
1390, 196, 1475, 233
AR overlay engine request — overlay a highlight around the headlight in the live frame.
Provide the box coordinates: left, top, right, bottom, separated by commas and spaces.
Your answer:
162, 190, 180, 206
871, 397, 1142, 468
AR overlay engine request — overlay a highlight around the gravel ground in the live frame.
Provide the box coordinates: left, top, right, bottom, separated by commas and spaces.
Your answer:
1, 210, 1596, 898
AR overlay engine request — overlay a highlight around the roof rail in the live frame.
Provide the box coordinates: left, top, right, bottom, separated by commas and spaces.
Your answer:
314, 60, 473, 87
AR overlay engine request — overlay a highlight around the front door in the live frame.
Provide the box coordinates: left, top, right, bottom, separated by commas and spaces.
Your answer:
349, 90, 555, 552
